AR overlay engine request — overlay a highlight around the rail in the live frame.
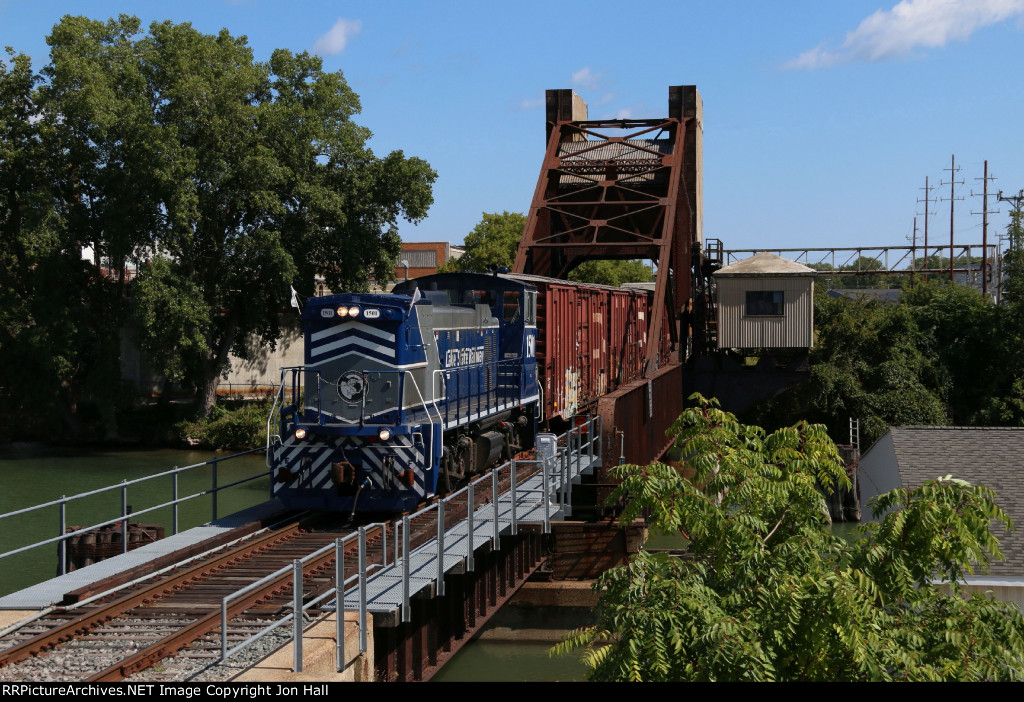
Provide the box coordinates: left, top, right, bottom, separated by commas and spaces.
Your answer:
0, 448, 270, 576
222, 416, 602, 673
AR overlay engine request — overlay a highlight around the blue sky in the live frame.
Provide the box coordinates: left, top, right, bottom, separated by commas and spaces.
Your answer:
3, 0, 1023, 256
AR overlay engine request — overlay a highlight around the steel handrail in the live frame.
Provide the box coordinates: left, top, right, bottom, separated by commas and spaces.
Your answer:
218, 416, 602, 673
220, 521, 389, 665
0, 448, 269, 566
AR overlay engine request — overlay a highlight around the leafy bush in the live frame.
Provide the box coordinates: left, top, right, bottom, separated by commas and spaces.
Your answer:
176, 401, 270, 450
555, 395, 1024, 681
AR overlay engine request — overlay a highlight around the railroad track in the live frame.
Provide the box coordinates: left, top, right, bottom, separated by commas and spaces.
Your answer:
0, 457, 547, 682
0, 518, 381, 682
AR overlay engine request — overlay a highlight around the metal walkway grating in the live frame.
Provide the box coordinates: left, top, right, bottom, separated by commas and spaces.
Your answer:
342, 451, 600, 614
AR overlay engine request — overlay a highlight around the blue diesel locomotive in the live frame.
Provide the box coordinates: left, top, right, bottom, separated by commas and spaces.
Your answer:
268, 272, 540, 513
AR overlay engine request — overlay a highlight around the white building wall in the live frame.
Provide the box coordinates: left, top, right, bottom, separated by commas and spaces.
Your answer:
856, 431, 900, 521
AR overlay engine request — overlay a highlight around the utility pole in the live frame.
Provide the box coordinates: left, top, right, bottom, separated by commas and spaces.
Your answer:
917, 176, 934, 276
940, 155, 964, 283
995, 189, 1023, 304
971, 160, 998, 296
912, 216, 917, 273
998, 189, 1024, 251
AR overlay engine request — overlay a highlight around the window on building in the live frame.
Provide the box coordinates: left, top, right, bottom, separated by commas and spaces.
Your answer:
745, 290, 784, 316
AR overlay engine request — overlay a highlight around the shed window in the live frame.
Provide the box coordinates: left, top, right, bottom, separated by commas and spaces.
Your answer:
746, 291, 784, 316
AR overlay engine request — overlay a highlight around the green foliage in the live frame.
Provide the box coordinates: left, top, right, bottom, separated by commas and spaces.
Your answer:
555, 396, 1024, 681
439, 211, 525, 273
0, 15, 436, 434
751, 272, 1024, 443
568, 259, 654, 286
175, 400, 271, 450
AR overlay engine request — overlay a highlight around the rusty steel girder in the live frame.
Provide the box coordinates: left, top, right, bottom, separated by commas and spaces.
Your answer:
514, 86, 703, 375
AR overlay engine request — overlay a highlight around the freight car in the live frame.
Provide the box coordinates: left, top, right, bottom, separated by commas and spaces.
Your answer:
267, 271, 652, 514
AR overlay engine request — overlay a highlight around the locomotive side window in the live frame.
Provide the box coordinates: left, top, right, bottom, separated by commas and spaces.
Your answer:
503, 291, 521, 324
462, 289, 495, 306
525, 291, 537, 326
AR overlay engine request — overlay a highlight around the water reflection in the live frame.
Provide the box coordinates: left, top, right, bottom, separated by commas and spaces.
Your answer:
0, 447, 269, 596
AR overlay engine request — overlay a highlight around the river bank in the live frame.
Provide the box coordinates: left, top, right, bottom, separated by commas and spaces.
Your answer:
2, 398, 270, 453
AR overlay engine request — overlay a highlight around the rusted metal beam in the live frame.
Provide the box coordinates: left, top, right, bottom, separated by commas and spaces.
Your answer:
514, 86, 703, 377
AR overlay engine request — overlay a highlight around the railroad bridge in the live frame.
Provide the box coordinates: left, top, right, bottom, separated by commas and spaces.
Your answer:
0, 86, 712, 681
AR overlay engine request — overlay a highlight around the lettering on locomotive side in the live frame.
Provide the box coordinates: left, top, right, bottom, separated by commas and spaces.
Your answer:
526, 333, 536, 358
444, 346, 485, 368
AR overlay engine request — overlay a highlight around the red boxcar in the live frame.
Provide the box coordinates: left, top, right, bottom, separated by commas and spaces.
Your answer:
510, 274, 651, 424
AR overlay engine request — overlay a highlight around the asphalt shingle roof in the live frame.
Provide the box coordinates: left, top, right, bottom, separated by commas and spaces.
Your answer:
886, 426, 1024, 576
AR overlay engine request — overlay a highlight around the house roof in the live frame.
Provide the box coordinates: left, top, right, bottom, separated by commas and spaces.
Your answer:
869, 426, 1024, 576
714, 252, 816, 277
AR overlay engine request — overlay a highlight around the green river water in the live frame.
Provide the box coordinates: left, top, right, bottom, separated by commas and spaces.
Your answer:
0, 446, 269, 597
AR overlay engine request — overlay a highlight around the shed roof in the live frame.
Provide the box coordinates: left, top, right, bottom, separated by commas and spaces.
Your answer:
863, 426, 1024, 576
714, 252, 816, 277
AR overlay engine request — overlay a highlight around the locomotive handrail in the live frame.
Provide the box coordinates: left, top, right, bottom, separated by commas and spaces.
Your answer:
265, 371, 287, 467
402, 369, 443, 426
278, 358, 528, 430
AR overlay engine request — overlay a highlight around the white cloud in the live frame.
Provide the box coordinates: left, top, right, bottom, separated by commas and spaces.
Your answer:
785, 0, 1024, 70
602, 104, 643, 120
571, 66, 603, 90
313, 18, 362, 56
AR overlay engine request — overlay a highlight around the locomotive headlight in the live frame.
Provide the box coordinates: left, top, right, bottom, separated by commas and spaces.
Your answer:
378, 428, 392, 441
347, 305, 360, 317
336, 306, 349, 317
295, 428, 307, 440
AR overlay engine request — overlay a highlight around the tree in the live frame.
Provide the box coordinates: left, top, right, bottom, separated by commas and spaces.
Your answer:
0, 46, 129, 439
40, 16, 436, 417
439, 211, 525, 273
568, 258, 654, 287
750, 292, 948, 445
555, 396, 1024, 681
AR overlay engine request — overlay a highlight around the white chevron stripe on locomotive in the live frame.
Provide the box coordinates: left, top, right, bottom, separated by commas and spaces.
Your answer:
311, 335, 396, 359
311, 321, 395, 343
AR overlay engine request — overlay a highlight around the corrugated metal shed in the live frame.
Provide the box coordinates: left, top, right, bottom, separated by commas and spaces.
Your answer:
556, 139, 671, 185
714, 253, 815, 349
